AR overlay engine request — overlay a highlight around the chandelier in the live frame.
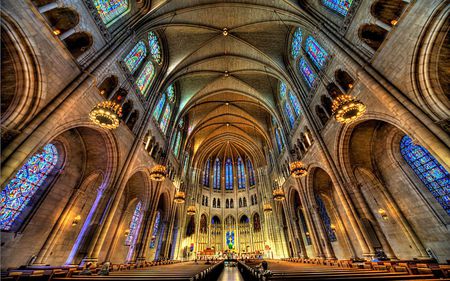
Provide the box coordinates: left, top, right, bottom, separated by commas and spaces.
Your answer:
89, 100, 122, 129
186, 205, 196, 216
273, 187, 286, 201
149, 165, 167, 181
174, 191, 186, 204
263, 203, 273, 213
289, 161, 307, 178
332, 94, 366, 124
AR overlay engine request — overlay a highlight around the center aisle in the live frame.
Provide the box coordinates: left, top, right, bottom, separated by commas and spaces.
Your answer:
217, 266, 245, 281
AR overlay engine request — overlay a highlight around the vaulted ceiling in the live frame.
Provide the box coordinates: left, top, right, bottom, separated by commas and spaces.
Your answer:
136, 1, 314, 167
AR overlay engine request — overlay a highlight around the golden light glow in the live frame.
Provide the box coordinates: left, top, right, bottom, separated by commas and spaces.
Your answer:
72, 215, 81, 226
289, 161, 307, 178
391, 19, 398, 26
273, 187, 286, 201
332, 94, 366, 124
263, 203, 273, 213
149, 165, 167, 181
174, 191, 186, 204
89, 100, 122, 129
378, 208, 388, 220
187, 206, 196, 216
124, 229, 130, 236
53, 29, 61, 36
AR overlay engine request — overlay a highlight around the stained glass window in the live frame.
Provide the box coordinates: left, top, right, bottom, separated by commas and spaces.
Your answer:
275, 128, 283, 153
124, 41, 147, 74
400, 135, 450, 215
237, 158, 246, 189
284, 103, 295, 128
148, 31, 161, 63
94, 0, 129, 25
213, 158, 221, 190
173, 131, 181, 157
149, 211, 161, 248
315, 194, 337, 242
153, 94, 166, 121
203, 159, 210, 187
226, 231, 235, 248
299, 57, 316, 88
225, 158, 233, 190
125, 201, 143, 246
0, 144, 58, 231
322, 0, 353, 16
247, 159, 256, 186
166, 84, 175, 103
159, 105, 171, 133
289, 91, 301, 117
291, 27, 303, 59
305, 36, 329, 69
298, 209, 311, 245
136, 61, 155, 97
280, 82, 287, 100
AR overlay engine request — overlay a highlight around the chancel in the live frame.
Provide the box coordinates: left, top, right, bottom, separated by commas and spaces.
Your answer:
1, 0, 450, 280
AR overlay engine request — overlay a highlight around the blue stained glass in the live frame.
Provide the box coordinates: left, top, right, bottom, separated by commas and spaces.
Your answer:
136, 61, 155, 97
153, 94, 166, 121
284, 102, 295, 128
203, 159, 211, 187
291, 28, 303, 59
213, 158, 221, 190
280, 82, 287, 100
125, 201, 143, 246
1, 144, 58, 231
94, 0, 129, 25
226, 231, 235, 248
225, 158, 233, 190
173, 131, 181, 157
159, 105, 171, 133
237, 158, 246, 189
247, 159, 256, 186
315, 194, 337, 242
289, 91, 302, 117
400, 135, 450, 215
148, 31, 161, 63
149, 211, 161, 248
275, 128, 283, 153
299, 57, 316, 88
305, 36, 329, 69
322, 0, 353, 16
166, 84, 175, 103
124, 41, 147, 74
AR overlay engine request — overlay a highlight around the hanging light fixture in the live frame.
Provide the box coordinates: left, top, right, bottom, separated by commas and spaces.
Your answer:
273, 187, 286, 201
186, 205, 196, 216
289, 161, 307, 178
174, 191, 186, 204
89, 100, 122, 129
263, 203, 273, 213
149, 164, 167, 181
71, 215, 81, 227
332, 94, 366, 124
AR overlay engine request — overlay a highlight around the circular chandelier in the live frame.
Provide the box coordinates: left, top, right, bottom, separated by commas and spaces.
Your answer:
332, 94, 366, 124
186, 205, 196, 216
149, 165, 167, 181
273, 187, 286, 201
263, 203, 273, 214
89, 100, 122, 129
174, 191, 186, 204
289, 161, 307, 178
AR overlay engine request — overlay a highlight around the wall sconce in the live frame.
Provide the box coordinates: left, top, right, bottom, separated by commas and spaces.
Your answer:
330, 224, 336, 230
72, 215, 81, 226
305, 232, 310, 236
53, 29, 61, 36
378, 208, 388, 220
124, 229, 130, 237
391, 19, 398, 26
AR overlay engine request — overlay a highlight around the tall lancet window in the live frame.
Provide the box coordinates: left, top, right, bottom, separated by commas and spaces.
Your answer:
125, 201, 143, 246
148, 31, 161, 63
322, 0, 353, 16
153, 94, 166, 121
291, 27, 302, 59
203, 159, 211, 187
173, 131, 181, 157
94, 0, 129, 25
284, 103, 295, 128
0, 144, 59, 231
237, 158, 246, 189
149, 211, 161, 248
305, 36, 329, 69
124, 41, 146, 74
400, 135, 450, 215
275, 128, 283, 153
213, 158, 221, 190
159, 105, 171, 133
289, 91, 302, 117
136, 61, 155, 97
247, 159, 256, 186
225, 158, 233, 190
299, 57, 317, 88
315, 194, 337, 242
